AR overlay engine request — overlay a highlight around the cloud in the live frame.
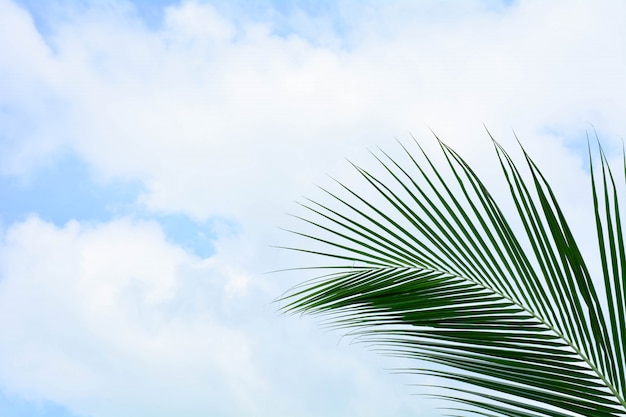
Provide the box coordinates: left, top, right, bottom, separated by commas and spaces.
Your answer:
0, 216, 430, 417
2, 0, 623, 222
0, 217, 260, 416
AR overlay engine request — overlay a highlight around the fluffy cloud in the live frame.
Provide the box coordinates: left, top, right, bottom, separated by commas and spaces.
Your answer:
0, 217, 257, 416
2, 0, 624, 220
0, 217, 428, 417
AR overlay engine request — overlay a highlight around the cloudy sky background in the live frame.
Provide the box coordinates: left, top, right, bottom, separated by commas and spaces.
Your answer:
0, 0, 625, 416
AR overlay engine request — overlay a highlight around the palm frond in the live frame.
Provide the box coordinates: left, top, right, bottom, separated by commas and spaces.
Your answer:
280, 132, 626, 416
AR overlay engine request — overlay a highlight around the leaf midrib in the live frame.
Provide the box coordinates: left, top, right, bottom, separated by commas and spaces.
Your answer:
367, 264, 626, 413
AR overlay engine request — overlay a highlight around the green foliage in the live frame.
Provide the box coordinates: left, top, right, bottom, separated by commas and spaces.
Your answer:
280, 133, 626, 416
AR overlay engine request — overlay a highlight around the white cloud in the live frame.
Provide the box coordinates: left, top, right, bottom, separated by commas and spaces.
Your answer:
0, 217, 260, 416
0, 217, 429, 417
2, 0, 625, 220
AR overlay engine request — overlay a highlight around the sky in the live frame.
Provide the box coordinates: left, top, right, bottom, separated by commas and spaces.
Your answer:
0, 0, 625, 416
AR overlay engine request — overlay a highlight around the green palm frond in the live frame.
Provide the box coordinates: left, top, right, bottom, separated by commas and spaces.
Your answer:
280, 132, 626, 417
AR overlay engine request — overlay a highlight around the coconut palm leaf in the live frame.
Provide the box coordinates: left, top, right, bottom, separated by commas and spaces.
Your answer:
280, 133, 626, 416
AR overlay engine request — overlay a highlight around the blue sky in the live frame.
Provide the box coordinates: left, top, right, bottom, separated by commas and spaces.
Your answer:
0, 1, 624, 416
0, 390, 83, 417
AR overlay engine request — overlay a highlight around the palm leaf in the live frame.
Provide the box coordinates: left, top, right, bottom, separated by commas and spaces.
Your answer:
280, 132, 626, 416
